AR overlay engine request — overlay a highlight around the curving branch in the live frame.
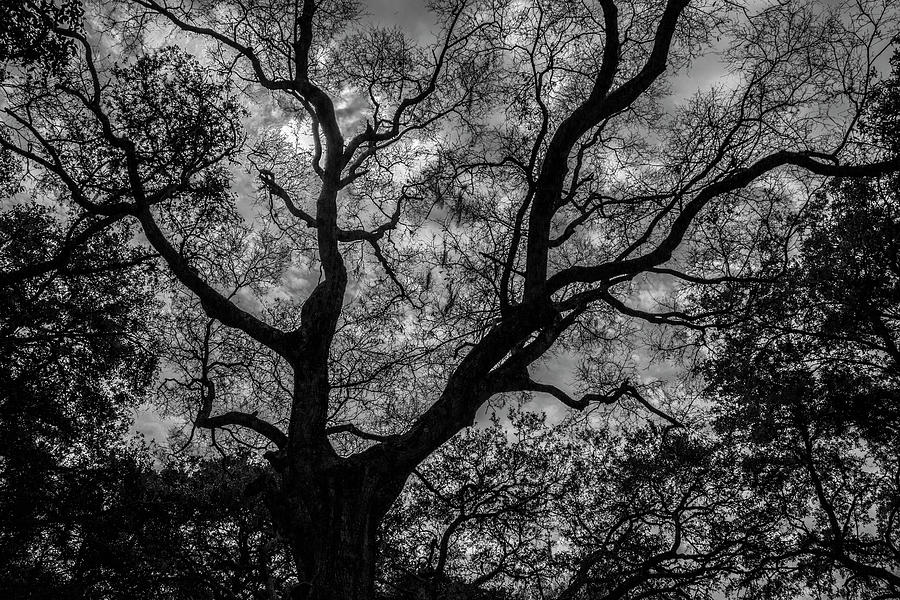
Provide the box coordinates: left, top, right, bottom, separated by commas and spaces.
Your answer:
137, 206, 292, 354
518, 378, 684, 427
341, 1, 468, 165
196, 379, 288, 449
25, 27, 296, 356
0, 214, 152, 286
325, 423, 393, 443
259, 169, 402, 243
523, 0, 690, 299
548, 150, 900, 292
597, 290, 726, 331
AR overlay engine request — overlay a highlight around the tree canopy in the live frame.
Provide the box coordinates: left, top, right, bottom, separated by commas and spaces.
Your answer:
2, 0, 900, 599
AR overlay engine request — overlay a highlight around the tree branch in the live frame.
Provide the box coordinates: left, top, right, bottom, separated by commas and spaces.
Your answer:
548, 150, 900, 291
196, 380, 288, 449
325, 423, 393, 443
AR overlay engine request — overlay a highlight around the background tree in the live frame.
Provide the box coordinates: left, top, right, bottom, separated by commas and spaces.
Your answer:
3, 1, 900, 599
382, 409, 785, 600
0, 0, 82, 77
703, 110, 900, 598
0, 190, 159, 595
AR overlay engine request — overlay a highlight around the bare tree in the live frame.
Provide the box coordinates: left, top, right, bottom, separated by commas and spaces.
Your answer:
2, 0, 900, 598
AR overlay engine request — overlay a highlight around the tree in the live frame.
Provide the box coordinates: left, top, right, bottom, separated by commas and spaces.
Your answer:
0, 112, 163, 596
0, 6, 301, 599
0, 0, 82, 77
704, 184, 900, 595
2, 436, 295, 599
0, 196, 159, 595
3, 1, 900, 598
698, 58, 900, 597
383, 411, 774, 600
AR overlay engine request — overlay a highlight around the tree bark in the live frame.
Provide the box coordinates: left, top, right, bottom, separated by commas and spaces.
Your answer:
271, 458, 403, 600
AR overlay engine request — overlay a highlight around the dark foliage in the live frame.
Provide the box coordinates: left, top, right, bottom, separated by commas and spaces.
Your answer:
703, 72, 900, 597
0, 0, 82, 76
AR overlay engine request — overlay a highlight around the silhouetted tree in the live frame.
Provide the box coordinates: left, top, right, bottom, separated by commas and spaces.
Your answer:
0, 0, 82, 76
703, 59, 900, 597
3, 1, 900, 598
383, 412, 774, 600
0, 200, 158, 595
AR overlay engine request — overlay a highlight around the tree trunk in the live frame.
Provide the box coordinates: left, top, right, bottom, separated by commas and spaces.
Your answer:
290, 523, 377, 600
272, 459, 402, 600
292, 500, 378, 600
